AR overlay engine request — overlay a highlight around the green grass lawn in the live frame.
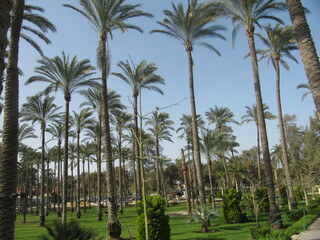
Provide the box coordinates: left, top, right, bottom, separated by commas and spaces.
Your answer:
15, 201, 311, 240
14, 202, 262, 240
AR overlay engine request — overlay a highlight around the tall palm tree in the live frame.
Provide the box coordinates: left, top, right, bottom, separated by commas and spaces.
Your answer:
110, 111, 133, 215
113, 59, 165, 199
64, 1, 151, 237
25, 52, 97, 224
176, 113, 205, 206
0, 0, 24, 237
217, 0, 286, 228
71, 108, 94, 219
258, 24, 298, 210
286, 0, 320, 116
20, 94, 61, 226
206, 106, 238, 131
241, 104, 276, 186
47, 121, 64, 217
151, 0, 226, 212
145, 111, 174, 197
80, 85, 123, 220
205, 106, 238, 188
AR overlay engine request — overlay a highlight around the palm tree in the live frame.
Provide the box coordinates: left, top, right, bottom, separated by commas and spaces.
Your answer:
25, 52, 97, 224
113, 59, 165, 199
0, 0, 24, 237
145, 111, 174, 198
111, 111, 133, 214
241, 104, 276, 186
20, 94, 61, 226
206, 106, 238, 131
64, 1, 152, 237
71, 108, 94, 219
80, 85, 123, 220
47, 121, 64, 217
176, 113, 205, 207
286, 0, 320, 116
151, 0, 226, 212
258, 24, 298, 210
217, 0, 286, 228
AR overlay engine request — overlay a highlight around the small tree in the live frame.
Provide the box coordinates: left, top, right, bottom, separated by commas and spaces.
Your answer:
222, 189, 247, 224
136, 196, 170, 240
191, 205, 218, 233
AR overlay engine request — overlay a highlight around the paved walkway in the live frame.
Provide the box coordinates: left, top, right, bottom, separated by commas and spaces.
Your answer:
292, 218, 320, 240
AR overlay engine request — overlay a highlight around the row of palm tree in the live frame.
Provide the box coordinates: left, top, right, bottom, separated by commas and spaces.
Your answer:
1, 0, 320, 239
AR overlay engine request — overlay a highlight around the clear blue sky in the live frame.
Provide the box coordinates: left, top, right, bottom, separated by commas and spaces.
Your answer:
9, 0, 320, 164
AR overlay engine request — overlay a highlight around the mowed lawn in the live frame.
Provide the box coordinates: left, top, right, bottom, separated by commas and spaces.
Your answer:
15, 202, 266, 240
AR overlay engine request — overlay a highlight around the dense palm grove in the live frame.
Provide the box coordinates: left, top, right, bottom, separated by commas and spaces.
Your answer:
0, 0, 320, 239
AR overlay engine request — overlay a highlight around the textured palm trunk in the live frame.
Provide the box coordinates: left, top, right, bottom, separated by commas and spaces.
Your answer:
0, 0, 12, 100
181, 150, 191, 214
76, 132, 81, 218
100, 36, 121, 239
155, 136, 161, 195
57, 142, 61, 217
274, 59, 297, 210
286, 0, 320, 116
221, 155, 231, 188
39, 125, 46, 226
62, 99, 70, 225
97, 118, 102, 221
70, 158, 74, 213
36, 158, 39, 215
191, 141, 199, 204
207, 158, 215, 210
45, 153, 50, 216
186, 49, 206, 209
0, 0, 24, 238
87, 159, 91, 210
118, 133, 123, 215
133, 93, 142, 199
82, 159, 86, 213
246, 27, 282, 229
256, 123, 261, 186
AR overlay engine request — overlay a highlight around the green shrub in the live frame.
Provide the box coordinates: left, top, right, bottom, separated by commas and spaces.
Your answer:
136, 195, 170, 240
306, 203, 318, 213
257, 230, 290, 240
294, 187, 303, 201
285, 209, 305, 222
38, 220, 100, 240
279, 186, 288, 205
250, 225, 271, 240
222, 189, 247, 224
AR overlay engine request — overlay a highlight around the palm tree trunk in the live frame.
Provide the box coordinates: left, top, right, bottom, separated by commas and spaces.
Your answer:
155, 136, 161, 195
207, 159, 215, 210
191, 142, 199, 204
256, 124, 261, 186
62, 99, 70, 225
181, 149, 191, 214
100, 36, 121, 238
57, 142, 61, 217
97, 118, 102, 221
36, 158, 40, 215
286, 0, 320, 116
76, 133, 81, 218
87, 159, 91, 210
40, 126, 46, 226
133, 93, 142, 199
246, 28, 282, 229
221, 155, 231, 188
0, 0, 12, 100
82, 159, 86, 213
186, 49, 206, 208
118, 134, 123, 215
275, 59, 297, 210
71, 158, 74, 213
45, 155, 50, 216
0, 1, 24, 238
